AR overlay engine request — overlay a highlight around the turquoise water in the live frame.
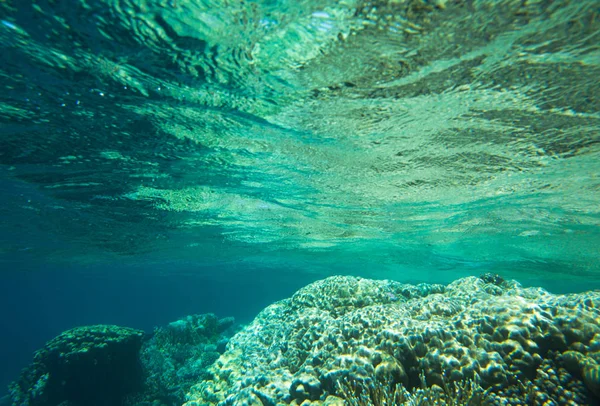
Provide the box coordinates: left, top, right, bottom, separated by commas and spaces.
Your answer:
0, 0, 599, 402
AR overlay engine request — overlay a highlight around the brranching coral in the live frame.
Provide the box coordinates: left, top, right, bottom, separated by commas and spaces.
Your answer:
136, 313, 237, 405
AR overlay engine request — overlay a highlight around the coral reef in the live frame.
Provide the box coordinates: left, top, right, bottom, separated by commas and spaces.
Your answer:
130, 314, 238, 406
335, 372, 489, 406
184, 275, 600, 405
7, 277, 599, 406
8, 325, 145, 406
6, 315, 237, 406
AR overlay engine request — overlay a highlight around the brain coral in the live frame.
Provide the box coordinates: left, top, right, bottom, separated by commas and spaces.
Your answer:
9, 325, 145, 406
183, 275, 600, 406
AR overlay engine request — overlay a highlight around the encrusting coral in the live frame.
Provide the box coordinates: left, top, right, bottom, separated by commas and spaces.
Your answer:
183, 275, 600, 405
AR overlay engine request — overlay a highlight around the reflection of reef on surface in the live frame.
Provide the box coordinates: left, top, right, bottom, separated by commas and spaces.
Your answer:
185, 275, 600, 405
1, 0, 598, 273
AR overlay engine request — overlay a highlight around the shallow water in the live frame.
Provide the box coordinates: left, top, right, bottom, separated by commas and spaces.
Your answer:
0, 0, 599, 401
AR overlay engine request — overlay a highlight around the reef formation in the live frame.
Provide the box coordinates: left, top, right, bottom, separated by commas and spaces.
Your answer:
184, 275, 600, 405
7, 276, 600, 405
8, 325, 145, 406
135, 313, 238, 405
8, 315, 237, 406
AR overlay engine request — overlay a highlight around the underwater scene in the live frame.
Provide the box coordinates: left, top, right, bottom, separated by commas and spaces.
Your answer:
1, 0, 599, 405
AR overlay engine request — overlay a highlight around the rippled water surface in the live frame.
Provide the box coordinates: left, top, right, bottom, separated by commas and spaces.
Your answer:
1, 0, 599, 283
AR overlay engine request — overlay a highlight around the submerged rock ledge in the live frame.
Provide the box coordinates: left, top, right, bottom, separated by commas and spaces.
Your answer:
185, 275, 600, 406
